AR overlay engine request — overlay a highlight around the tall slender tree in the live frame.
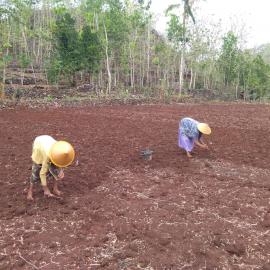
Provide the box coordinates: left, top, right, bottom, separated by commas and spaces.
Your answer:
166, 0, 196, 96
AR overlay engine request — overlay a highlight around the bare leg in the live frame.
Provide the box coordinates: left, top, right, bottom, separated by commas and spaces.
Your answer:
27, 183, 34, 201
53, 181, 62, 196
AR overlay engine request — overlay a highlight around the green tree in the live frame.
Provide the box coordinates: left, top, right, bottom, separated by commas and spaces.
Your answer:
80, 25, 103, 85
166, 0, 196, 96
18, 52, 31, 84
249, 55, 270, 98
80, 25, 102, 74
0, 15, 12, 98
218, 31, 239, 87
51, 11, 80, 85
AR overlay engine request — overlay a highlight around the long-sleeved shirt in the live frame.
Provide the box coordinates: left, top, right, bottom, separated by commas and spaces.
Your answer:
31, 135, 56, 186
179, 117, 200, 139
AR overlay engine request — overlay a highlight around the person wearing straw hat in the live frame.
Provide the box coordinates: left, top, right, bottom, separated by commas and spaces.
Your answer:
178, 117, 211, 158
27, 135, 75, 201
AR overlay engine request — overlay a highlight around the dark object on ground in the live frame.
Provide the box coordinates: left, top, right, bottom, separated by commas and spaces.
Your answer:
141, 149, 153, 161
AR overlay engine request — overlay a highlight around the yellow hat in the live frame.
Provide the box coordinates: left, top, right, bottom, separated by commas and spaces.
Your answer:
197, 123, 211, 135
49, 141, 75, 167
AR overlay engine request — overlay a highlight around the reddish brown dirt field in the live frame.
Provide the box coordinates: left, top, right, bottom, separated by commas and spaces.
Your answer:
1, 103, 270, 270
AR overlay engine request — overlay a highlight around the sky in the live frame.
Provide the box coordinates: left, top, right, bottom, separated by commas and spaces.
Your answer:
150, 0, 270, 48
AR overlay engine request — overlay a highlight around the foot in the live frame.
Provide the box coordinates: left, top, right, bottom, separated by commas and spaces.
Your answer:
186, 152, 193, 158
44, 188, 56, 198
27, 191, 34, 201
53, 188, 62, 196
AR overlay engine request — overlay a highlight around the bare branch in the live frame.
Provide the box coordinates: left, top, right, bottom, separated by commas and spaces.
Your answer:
165, 4, 181, 16
18, 252, 40, 270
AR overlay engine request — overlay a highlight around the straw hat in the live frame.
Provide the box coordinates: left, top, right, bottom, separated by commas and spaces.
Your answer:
49, 141, 75, 167
197, 123, 211, 135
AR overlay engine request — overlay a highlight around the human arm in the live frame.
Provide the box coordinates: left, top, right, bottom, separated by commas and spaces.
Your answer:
195, 139, 208, 149
48, 164, 64, 196
49, 164, 64, 180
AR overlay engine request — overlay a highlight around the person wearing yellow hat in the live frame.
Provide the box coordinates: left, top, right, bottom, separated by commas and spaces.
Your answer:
178, 117, 211, 158
27, 135, 75, 201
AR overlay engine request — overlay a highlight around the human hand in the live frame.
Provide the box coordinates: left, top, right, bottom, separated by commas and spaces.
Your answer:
201, 144, 209, 149
56, 170, 64, 181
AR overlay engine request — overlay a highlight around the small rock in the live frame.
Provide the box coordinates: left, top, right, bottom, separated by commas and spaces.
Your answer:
26, 209, 35, 216
260, 263, 270, 270
17, 259, 26, 267
204, 161, 212, 168
48, 242, 57, 249
0, 255, 6, 262
15, 207, 26, 216
212, 237, 222, 247
34, 225, 42, 231
71, 204, 79, 210
262, 214, 270, 227
60, 208, 70, 214
128, 242, 139, 252
159, 234, 172, 246
100, 259, 110, 267
58, 199, 66, 205
225, 243, 245, 256
138, 259, 150, 268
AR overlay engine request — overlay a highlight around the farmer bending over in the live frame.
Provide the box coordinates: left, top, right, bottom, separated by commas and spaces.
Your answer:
178, 117, 211, 158
27, 135, 75, 201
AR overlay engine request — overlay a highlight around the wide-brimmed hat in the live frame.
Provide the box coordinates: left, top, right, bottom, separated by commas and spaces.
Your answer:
197, 123, 211, 135
49, 141, 75, 167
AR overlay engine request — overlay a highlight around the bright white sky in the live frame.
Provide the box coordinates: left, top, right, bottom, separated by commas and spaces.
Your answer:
150, 0, 270, 48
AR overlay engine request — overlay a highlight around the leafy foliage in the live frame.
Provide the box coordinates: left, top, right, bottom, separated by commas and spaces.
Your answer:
218, 31, 239, 86
1, 0, 270, 100
53, 12, 80, 76
80, 25, 102, 73
167, 14, 186, 48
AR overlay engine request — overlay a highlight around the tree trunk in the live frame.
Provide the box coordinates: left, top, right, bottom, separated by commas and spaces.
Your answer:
132, 51, 135, 92
235, 72, 240, 100
179, 6, 187, 96
22, 28, 37, 84
146, 21, 151, 87
103, 21, 111, 95
129, 45, 134, 89
189, 68, 193, 89
1, 27, 10, 99
179, 48, 184, 96
192, 71, 196, 89
139, 44, 142, 91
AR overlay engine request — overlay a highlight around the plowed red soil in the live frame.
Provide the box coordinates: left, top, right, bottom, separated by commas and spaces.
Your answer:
1, 103, 270, 270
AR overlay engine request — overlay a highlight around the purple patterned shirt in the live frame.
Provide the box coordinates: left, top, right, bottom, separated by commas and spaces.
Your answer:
179, 117, 200, 139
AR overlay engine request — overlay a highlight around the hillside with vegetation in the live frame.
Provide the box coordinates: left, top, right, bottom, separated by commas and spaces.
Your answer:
254, 43, 270, 65
1, 0, 270, 102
